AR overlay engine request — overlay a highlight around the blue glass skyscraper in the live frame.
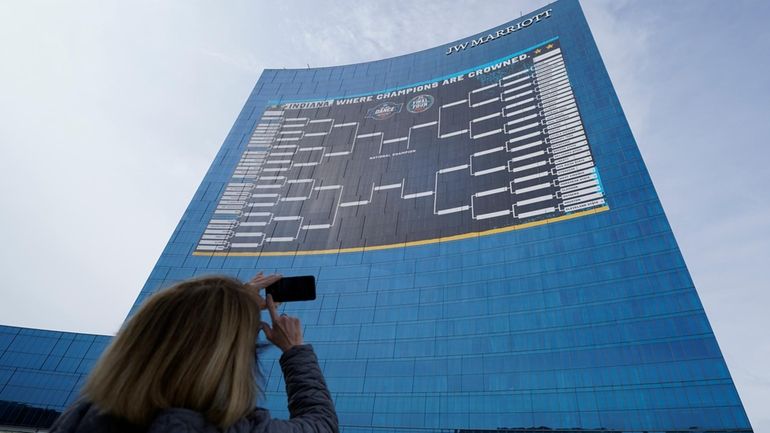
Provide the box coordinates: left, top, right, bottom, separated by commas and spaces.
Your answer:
0, 1, 754, 431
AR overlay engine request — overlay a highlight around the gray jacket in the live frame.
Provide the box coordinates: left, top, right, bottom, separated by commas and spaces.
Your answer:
50, 345, 338, 433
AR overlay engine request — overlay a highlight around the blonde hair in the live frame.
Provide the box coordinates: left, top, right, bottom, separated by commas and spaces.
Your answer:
82, 275, 262, 429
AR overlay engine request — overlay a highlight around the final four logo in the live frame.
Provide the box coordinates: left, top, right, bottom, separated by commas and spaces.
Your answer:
406, 94, 434, 113
366, 102, 402, 120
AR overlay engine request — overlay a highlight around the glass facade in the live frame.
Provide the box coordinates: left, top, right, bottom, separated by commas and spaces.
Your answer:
0, 1, 753, 431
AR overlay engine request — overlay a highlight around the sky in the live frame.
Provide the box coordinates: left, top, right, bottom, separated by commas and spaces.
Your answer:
1, 0, 768, 429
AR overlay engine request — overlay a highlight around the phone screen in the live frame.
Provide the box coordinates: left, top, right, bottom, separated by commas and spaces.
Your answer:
265, 276, 316, 302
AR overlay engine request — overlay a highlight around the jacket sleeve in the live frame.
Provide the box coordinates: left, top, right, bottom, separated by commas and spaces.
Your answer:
48, 401, 92, 433
259, 344, 339, 433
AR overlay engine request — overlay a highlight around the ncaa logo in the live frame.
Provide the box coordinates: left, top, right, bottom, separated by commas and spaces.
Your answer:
406, 94, 434, 114
366, 102, 403, 120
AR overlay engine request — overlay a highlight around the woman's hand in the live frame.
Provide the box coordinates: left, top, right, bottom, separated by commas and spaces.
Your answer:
261, 294, 304, 352
245, 272, 281, 310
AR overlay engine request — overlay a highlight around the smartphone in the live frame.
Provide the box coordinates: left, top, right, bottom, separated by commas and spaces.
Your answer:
265, 276, 316, 302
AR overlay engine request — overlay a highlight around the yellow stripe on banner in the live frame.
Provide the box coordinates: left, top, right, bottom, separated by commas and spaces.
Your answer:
192, 206, 610, 257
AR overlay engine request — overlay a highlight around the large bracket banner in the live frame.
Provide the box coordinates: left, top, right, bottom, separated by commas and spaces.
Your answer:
196, 38, 608, 256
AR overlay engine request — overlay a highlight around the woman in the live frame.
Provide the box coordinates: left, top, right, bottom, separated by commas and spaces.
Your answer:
50, 273, 338, 433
